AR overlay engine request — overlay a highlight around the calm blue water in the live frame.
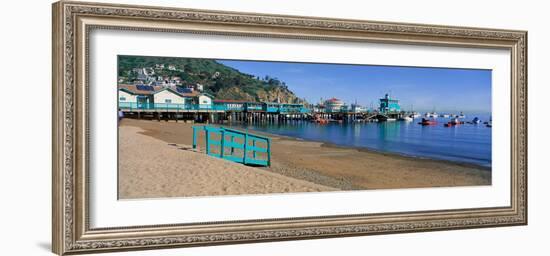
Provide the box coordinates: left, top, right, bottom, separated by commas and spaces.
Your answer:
232, 114, 492, 167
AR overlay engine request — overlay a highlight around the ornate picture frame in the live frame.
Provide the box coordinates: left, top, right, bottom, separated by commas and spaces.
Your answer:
52, 1, 527, 255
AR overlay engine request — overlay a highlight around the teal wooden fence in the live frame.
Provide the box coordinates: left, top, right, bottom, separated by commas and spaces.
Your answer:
192, 126, 271, 167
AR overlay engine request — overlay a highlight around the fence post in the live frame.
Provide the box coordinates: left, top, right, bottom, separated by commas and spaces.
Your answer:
267, 138, 271, 167
220, 129, 225, 158
205, 129, 210, 155
252, 139, 256, 159
230, 135, 234, 155
243, 133, 248, 164
192, 126, 198, 149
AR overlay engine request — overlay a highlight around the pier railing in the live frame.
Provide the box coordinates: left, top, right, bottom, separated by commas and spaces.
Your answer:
119, 102, 226, 111
119, 101, 310, 114
192, 125, 271, 167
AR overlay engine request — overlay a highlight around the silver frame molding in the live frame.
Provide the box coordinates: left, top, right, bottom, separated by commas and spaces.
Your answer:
52, 1, 527, 255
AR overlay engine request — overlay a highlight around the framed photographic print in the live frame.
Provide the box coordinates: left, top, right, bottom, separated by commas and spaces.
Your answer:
52, 1, 527, 255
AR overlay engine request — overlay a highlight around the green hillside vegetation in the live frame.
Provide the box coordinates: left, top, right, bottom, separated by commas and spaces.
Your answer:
118, 55, 305, 104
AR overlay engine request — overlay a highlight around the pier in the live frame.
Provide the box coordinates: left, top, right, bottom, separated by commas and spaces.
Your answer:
119, 101, 311, 124
118, 85, 412, 124
119, 101, 411, 124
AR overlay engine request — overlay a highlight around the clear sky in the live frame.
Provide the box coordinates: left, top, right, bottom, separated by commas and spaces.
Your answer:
217, 59, 492, 114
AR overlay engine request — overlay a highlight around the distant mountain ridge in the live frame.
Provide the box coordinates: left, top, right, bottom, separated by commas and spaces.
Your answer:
118, 56, 305, 104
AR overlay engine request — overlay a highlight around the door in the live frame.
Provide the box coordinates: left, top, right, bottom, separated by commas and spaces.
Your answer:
137, 96, 149, 109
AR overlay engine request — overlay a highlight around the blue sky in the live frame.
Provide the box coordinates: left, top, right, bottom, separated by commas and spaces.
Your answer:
218, 60, 492, 114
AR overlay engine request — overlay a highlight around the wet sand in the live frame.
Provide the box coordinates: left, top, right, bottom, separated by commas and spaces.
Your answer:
119, 119, 491, 198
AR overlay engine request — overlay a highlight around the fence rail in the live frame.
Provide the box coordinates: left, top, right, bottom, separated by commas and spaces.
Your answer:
192, 125, 271, 167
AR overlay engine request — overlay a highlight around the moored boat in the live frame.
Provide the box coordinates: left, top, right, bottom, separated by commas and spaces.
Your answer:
419, 118, 437, 126
424, 112, 438, 118
410, 112, 421, 119
444, 117, 464, 127
399, 116, 413, 122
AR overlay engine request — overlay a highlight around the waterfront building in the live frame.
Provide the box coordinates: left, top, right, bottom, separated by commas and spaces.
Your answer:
153, 87, 188, 105
379, 93, 401, 113
213, 99, 246, 111
324, 98, 344, 112
118, 84, 160, 107
351, 103, 366, 113
340, 104, 350, 112
118, 84, 309, 117
313, 104, 326, 113
197, 93, 214, 108
118, 88, 137, 104
118, 84, 200, 107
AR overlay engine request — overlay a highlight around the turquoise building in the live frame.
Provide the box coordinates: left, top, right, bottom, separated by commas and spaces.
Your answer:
379, 93, 401, 113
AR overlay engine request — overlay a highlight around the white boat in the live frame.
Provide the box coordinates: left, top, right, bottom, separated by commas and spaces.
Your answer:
400, 116, 413, 122
410, 112, 421, 119
458, 112, 466, 119
425, 112, 438, 118
440, 114, 450, 118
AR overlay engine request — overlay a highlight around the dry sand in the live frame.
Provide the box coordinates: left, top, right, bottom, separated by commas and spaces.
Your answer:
119, 125, 335, 199
119, 119, 491, 199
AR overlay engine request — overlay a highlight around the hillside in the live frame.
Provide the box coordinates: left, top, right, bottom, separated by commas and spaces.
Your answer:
118, 55, 305, 104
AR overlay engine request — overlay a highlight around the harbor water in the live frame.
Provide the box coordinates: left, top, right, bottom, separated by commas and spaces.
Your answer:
233, 114, 492, 167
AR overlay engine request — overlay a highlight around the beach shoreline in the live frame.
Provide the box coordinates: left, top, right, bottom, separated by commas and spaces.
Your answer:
119, 118, 491, 198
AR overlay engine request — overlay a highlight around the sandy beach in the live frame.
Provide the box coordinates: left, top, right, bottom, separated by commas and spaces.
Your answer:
119, 119, 491, 199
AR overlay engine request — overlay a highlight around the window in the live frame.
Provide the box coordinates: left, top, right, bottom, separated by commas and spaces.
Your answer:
165, 99, 172, 103
119, 96, 126, 101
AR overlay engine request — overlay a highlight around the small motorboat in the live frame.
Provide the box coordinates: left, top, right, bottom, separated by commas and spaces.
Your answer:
472, 117, 481, 124
444, 117, 464, 127
399, 116, 413, 122
419, 118, 437, 126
